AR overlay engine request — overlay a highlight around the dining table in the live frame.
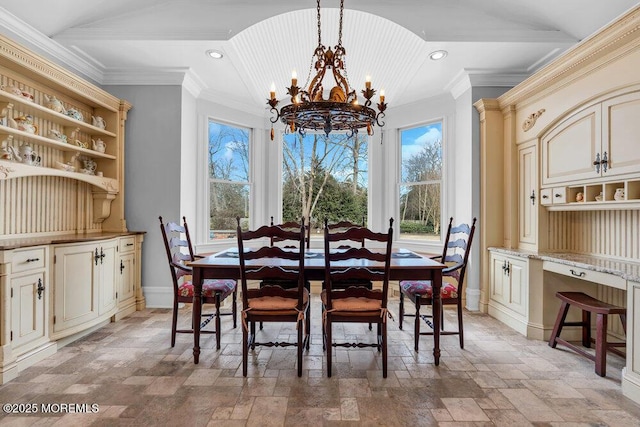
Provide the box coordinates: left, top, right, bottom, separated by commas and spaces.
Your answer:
189, 247, 446, 365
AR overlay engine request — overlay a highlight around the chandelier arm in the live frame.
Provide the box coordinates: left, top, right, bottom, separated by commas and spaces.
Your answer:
269, 107, 281, 124
375, 112, 386, 128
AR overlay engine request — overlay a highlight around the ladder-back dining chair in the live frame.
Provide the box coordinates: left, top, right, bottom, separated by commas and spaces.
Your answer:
236, 217, 309, 377
398, 217, 476, 350
158, 216, 237, 349
323, 218, 394, 377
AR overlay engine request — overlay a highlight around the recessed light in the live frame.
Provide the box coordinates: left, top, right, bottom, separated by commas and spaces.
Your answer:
429, 50, 448, 61
206, 50, 223, 59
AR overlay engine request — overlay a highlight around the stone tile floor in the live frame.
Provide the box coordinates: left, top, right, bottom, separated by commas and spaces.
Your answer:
1, 296, 639, 426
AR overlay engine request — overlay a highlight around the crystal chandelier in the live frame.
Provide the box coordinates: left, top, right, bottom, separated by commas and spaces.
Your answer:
267, 0, 387, 140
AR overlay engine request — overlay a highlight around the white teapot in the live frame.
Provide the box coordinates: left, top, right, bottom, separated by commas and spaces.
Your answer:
15, 115, 38, 134
19, 143, 40, 166
92, 115, 106, 129
44, 95, 66, 114
92, 138, 106, 153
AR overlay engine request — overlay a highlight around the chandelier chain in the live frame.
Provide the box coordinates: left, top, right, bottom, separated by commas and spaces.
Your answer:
316, 0, 322, 46
338, 0, 344, 46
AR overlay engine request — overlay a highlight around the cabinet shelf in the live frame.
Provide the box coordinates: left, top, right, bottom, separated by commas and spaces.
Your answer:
0, 92, 116, 137
0, 126, 116, 160
0, 159, 118, 193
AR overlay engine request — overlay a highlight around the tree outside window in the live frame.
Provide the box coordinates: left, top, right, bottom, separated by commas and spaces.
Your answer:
282, 132, 368, 234
399, 122, 443, 240
208, 120, 250, 239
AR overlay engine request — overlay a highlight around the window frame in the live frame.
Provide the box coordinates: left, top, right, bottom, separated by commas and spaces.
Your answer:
396, 119, 446, 246
278, 130, 371, 248
203, 116, 252, 244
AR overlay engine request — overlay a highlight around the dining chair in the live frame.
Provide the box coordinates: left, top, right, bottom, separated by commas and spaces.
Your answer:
257, 216, 311, 338
323, 217, 394, 377
324, 217, 374, 329
158, 216, 237, 349
236, 217, 309, 377
398, 217, 476, 350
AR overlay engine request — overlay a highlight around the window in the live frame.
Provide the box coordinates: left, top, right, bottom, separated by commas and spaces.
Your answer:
399, 122, 443, 240
282, 132, 368, 233
207, 120, 250, 239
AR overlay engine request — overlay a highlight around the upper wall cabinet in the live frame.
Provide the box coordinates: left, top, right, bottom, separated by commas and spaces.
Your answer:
602, 92, 640, 177
541, 105, 601, 185
541, 90, 640, 187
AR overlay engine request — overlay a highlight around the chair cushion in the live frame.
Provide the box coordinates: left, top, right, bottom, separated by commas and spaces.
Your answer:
248, 288, 309, 314
320, 290, 382, 312
399, 280, 458, 299
178, 279, 236, 298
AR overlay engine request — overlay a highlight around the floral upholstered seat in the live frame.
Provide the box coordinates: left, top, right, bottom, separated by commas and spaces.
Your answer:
178, 278, 236, 299
399, 280, 459, 299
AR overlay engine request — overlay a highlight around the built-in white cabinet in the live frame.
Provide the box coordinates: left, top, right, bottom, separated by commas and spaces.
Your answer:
541, 91, 640, 188
7, 247, 48, 353
541, 104, 601, 185
52, 239, 119, 338
116, 236, 137, 320
518, 143, 537, 246
488, 251, 529, 335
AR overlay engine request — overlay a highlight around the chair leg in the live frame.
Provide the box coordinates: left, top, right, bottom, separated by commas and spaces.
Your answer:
414, 295, 421, 352
595, 313, 607, 377
582, 310, 592, 348
250, 320, 256, 350
215, 293, 222, 350
549, 301, 570, 348
382, 320, 388, 378
242, 318, 249, 377
377, 322, 382, 351
171, 298, 179, 347
398, 287, 404, 330
298, 318, 303, 377
326, 316, 332, 377
620, 313, 627, 335
440, 302, 445, 330
305, 304, 311, 350
457, 301, 464, 349
232, 289, 238, 328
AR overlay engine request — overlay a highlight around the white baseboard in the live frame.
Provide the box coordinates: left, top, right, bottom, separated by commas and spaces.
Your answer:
142, 286, 174, 308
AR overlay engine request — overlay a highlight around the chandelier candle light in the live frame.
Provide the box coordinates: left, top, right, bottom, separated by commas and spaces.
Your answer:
267, 0, 387, 140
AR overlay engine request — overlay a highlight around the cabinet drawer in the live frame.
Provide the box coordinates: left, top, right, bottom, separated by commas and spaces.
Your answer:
543, 261, 626, 290
119, 237, 136, 253
551, 187, 566, 204
12, 247, 46, 273
540, 188, 553, 206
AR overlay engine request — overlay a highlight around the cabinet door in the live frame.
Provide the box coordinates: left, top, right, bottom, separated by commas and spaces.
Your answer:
98, 243, 117, 316
490, 255, 508, 306
118, 253, 136, 306
489, 254, 528, 317
10, 272, 45, 350
541, 104, 601, 185
53, 244, 98, 332
602, 92, 640, 177
519, 144, 537, 246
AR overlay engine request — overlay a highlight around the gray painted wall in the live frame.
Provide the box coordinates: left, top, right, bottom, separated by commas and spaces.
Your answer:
104, 85, 183, 307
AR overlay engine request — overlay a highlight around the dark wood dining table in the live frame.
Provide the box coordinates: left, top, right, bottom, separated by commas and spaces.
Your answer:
190, 248, 445, 365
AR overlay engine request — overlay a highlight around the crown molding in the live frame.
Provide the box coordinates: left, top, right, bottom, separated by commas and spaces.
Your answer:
498, 5, 640, 107
0, 7, 103, 82
447, 69, 529, 99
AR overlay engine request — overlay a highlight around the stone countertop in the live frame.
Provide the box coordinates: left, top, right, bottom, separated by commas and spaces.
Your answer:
0, 231, 145, 250
488, 247, 640, 282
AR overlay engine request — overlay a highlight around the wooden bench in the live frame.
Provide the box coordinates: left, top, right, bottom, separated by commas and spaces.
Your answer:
549, 291, 626, 377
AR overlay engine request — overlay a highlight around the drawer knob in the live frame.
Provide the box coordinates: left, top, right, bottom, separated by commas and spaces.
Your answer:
570, 269, 586, 278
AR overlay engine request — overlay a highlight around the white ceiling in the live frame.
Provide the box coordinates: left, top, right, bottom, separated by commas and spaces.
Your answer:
0, 0, 638, 115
